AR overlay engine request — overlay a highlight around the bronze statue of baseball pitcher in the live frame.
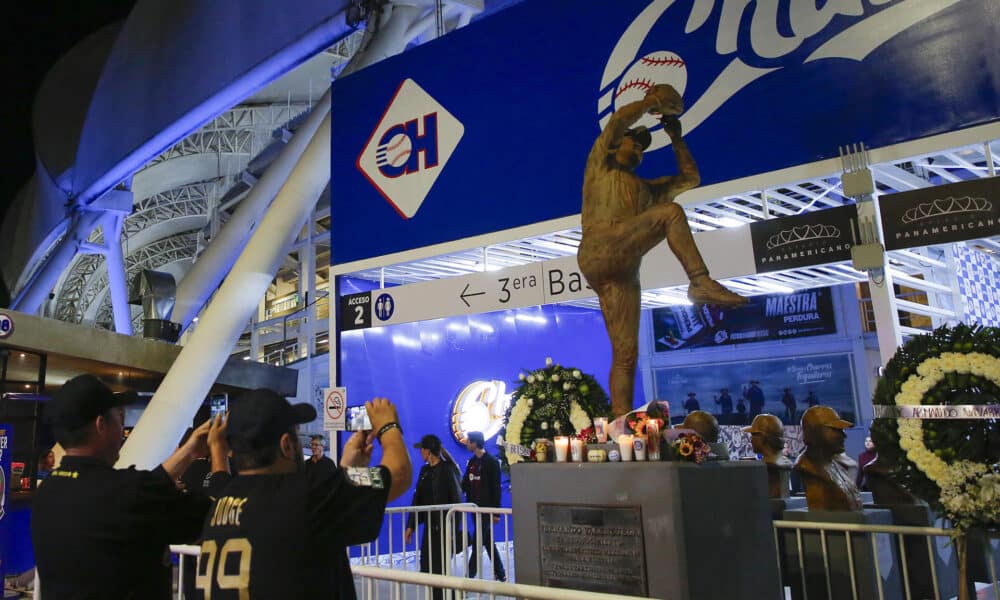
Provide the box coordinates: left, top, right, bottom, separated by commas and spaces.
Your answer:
579, 84, 746, 417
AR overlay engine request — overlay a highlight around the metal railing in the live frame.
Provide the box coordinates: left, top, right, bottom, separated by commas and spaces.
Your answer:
773, 519, 1000, 600
443, 506, 513, 582
351, 565, 651, 600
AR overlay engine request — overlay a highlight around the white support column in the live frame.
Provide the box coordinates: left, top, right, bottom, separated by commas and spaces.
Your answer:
12, 211, 102, 314
117, 111, 332, 469
172, 91, 332, 331
861, 195, 904, 365
102, 213, 133, 336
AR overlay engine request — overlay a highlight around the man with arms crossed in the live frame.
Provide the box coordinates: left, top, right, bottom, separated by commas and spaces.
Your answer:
195, 391, 411, 599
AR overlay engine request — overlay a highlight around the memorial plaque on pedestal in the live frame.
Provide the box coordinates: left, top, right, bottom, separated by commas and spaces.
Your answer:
537, 503, 647, 596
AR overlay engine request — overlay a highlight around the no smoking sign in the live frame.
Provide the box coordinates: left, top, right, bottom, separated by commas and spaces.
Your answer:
323, 387, 347, 431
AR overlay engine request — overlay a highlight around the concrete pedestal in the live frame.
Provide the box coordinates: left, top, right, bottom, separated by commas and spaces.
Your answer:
511, 461, 781, 600
782, 508, 902, 600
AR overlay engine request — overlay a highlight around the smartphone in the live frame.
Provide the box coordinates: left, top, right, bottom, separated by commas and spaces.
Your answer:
209, 394, 228, 419
346, 405, 372, 431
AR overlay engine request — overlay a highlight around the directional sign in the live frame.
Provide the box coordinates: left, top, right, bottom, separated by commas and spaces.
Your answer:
337, 225, 763, 330
0, 314, 13, 339
323, 387, 347, 431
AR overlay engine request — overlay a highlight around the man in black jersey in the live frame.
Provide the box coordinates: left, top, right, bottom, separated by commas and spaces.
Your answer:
460, 431, 506, 582
32, 374, 215, 599
195, 390, 411, 599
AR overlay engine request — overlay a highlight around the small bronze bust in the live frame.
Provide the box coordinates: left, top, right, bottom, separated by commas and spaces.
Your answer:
682, 410, 729, 460
744, 414, 792, 498
794, 406, 863, 511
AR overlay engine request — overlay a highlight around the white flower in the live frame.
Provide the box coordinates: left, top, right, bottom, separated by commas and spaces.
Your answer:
527, 399, 534, 408
519, 373, 525, 381
554, 421, 561, 430
570, 401, 591, 432
552, 374, 560, 382
539, 393, 546, 399
541, 422, 549, 430
527, 375, 535, 384
573, 370, 582, 379
563, 382, 572, 391
545, 357, 553, 366
979, 474, 1000, 503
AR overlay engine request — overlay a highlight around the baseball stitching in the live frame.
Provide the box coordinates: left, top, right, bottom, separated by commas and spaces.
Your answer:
615, 78, 654, 99
640, 56, 685, 67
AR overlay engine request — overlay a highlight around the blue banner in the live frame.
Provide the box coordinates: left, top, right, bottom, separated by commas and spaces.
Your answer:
652, 287, 836, 352
331, 0, 1000, 266
0, 425, 9, 567
653, 353, 857, 426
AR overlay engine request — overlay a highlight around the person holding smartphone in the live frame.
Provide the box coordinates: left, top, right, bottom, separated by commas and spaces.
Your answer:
195, 391, 411, 599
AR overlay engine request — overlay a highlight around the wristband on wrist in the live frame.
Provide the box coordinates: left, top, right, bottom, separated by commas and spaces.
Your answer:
375, 422, 402, 442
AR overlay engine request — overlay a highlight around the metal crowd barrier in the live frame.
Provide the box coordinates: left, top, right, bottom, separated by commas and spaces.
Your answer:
772, 520, 1000, 600
443, 506, 513, 582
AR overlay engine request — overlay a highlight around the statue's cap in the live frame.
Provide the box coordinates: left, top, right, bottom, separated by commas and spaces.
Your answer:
801, 405, 853, 430
743, 413, 784, 435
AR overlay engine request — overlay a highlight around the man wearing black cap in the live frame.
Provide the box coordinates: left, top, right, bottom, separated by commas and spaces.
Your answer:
31, 374, 216, 599
405, 434, 462, 599
194, 390, 410, 599
460, 431, 506, 582
578, 83, 745, 417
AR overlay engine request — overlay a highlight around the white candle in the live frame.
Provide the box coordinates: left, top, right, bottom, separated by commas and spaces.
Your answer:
554, 436, 569, 462
594, 417, 608, 443
618, 434, 634, 461
570, 438, 584, 462
633, 435, 647, 461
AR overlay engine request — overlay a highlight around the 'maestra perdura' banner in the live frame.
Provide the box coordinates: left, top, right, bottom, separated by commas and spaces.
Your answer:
331, 0, 1000, 266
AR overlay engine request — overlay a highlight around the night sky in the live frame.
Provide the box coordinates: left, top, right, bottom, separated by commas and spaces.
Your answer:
0, 1, 136, 216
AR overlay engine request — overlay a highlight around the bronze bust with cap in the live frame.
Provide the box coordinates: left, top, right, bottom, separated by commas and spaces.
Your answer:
794, 406, 862, 511
744, 414, 792, 498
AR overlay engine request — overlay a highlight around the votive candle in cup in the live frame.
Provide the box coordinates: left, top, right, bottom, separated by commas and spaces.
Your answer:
570, 438, 584, 462
618, 434, 634, 461
633, 435, 647, 461
594, 417, 609, 443
554, 436, 569, 462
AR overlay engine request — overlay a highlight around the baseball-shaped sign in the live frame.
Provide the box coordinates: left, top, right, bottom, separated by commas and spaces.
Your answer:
380, 132, 412, 169
614, 51, 688, 130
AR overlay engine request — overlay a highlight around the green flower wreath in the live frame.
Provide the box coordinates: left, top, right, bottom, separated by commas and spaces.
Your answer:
498, 358, 612, 471
870, 323, 1000, 531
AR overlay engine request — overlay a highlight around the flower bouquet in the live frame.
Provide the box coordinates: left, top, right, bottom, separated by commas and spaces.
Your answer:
668, 432, 711, 464
498, 357, 612, 470
625, 400, 669, 437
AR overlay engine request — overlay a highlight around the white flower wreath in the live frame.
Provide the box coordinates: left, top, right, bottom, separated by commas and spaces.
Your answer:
504, 397, 592, 465
894, 352, 1000, 517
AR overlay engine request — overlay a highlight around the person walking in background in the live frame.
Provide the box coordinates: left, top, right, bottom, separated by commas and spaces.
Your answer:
781, 388, 797, 424
306, 434, 335, 470
461, 431, 507, 582
683, 392, 700, 415
745, 380, 765, 420
805, 390, 819, 408
406, 434, 463, 599
35, 450, 55, 483
856, 435, 877, 491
